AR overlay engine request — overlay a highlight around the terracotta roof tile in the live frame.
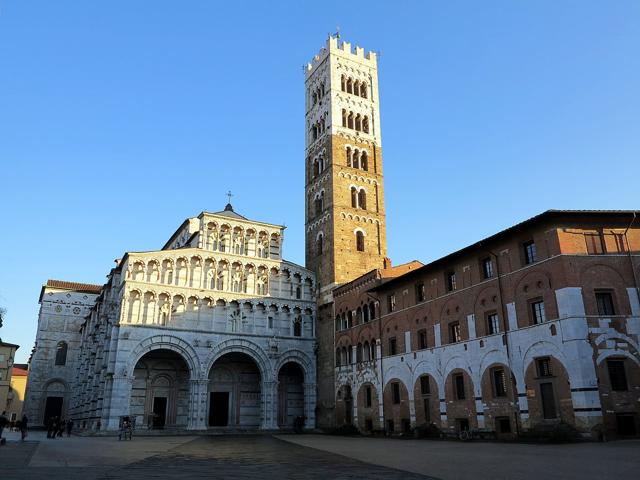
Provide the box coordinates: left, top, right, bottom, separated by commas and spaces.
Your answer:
11, 366, 28, 376
46, 279, 102, 294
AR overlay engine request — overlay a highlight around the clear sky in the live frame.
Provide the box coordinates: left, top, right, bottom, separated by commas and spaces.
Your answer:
1, 1, 639, 362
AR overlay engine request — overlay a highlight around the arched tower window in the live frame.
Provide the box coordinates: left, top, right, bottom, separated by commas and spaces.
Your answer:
353, 149, 360, 169
316, 232, 324, 256
350, 187, 358, 208
341, 75, 346, 92
356, 231, 365, 252
361, 82, 368, 99
342, 109, 347, 127
355, 114, 362, 132
347, 112, 354, 129
346, 147, 352, 167
358, 189, 367, 210
363, 116, 369, 134
293, 316, 302, 337
354, 80, 360, 97
361, 151, 368, 171
347, 78, 353, 94
55, 341, 68, 366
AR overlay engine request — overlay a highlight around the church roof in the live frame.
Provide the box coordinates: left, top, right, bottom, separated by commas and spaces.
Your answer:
207, 203, 249, 220
45, 279, 103, 294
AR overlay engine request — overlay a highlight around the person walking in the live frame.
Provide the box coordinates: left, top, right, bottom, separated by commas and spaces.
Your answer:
57, 418, 65, 437
66, 419, 73, 437
0, 411, 8, 443
20, 414, 28, 441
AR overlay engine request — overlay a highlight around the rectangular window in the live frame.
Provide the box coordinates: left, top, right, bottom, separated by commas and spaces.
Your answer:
482, 257, 494, 279
596, 291, 616, 316
585, 233, 605, 254
487, 312, 500, 335
540, 382, 557, 419
492, 368, 507, 397
446, 272, 457, 292
420, 376, 430, 395
523, 240, 537, 265
607, 359, 628, 391
423, 398, 431, 423
537, 357, 553, 377
365, 385, 372, 407
388, 294, 396, 312
496, 417, 511, 434
418, 329, 428, 349
449, 322, 461, 343
454, 374, 465, 400
531, 300, 546, 324
268, 316, 274, 329
388, 337, 397, 356
392, 382, 401, 404
416, 282, 426, 302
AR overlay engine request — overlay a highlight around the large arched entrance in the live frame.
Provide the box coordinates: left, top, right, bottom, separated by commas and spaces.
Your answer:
208, 352, 261, 428
278, 362, 304, 427
131, 349, 191, 429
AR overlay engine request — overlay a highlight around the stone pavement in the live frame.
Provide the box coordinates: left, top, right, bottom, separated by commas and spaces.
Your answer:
0, 430, 429, 479
278, 434, 640, 480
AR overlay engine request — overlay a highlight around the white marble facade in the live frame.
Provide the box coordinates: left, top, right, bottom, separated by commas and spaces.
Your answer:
27, 205, 317, 431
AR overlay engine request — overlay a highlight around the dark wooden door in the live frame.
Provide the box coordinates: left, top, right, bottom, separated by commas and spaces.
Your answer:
152, 396, 167, 429
210, 392, 229, 426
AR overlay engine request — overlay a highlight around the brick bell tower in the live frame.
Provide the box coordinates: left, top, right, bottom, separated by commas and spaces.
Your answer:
304, 36, 388, 427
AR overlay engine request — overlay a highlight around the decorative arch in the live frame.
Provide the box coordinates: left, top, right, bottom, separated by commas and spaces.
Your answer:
204, 338, 272, 381
127, 335, 201, 379
274, 349, 314, 380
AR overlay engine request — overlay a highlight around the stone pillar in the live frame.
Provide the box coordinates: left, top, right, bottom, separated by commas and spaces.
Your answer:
105, 374, 134, 430
303, 382, 316, 428
261, 380, 278, 430
408, 382, 416, 427
187, 379, 209, 430
475, 391, 485, 428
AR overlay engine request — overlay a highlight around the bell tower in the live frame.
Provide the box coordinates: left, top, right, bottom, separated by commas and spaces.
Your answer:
304, 36, 388, 303
304, 36, 388, 427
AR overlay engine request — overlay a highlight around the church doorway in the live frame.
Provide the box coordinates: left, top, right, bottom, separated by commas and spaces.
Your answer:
131, 349, 191, 429
209, 392, 230, 426
208, 352, 261, 428
43, 396, 63, 425
278, 362, 304, 427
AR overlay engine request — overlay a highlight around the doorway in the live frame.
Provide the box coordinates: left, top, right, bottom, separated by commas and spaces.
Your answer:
616, 414, 637, 436
209, 392, 230, 426
152, 396, 167, 429
43, 396, 63, 424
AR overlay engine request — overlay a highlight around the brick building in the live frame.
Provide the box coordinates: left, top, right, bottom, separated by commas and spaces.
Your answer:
333, 210, 640, 438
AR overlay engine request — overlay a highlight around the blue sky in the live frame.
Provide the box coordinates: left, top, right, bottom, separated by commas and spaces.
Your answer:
1, 1, 639, 362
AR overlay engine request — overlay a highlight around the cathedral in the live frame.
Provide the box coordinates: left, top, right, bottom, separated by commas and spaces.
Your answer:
25, 36, 640, 438
25, 205, 316, 430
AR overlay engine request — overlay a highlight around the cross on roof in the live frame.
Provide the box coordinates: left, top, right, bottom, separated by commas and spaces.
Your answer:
226, 191, 234, 203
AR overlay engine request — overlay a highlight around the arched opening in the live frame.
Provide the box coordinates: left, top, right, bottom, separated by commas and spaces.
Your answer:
383, 379, 411, 434
358, 189, 367, 210
361, 151, 368, 171
346, 78, 353, 94
208, 352, 261, 428
356, 231, 365, 252
414, 374, 440, 428
444, 368, 477, 433
347, 112, 354, 129
278, 362, 304, 427
342, 109, 347, 127
316, 233, 323, 256
357, 383, 380, 432
361, 82, 368, 98
42, 380, 67, 426
336, 385, 353, 425
131, 349, 191, 430
351, 187, 358, 208
55, 342, 68, 366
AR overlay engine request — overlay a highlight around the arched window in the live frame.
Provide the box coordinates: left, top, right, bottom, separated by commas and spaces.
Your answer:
341, 75, 346, 92
358, 189, 367, 210
363, 341, 371, 361
316, 233, 323, 256
354, 80, 360, 97
336, 348, 342, 366
347, 112, 354, 129
342, 109, 347, 127
314, 197, 322, 216
355, 114, 362, 132
361, 82, 368, 98
360, 151, 368, 171
353, 150, 360, 169
347, 310, 353, 329
369, 302, 376, 320
55, 341, 68, 366
335, 316, 341, 332
351, 187, 358, 208
313, 159, 320, 178
346, 147, 352, 167
296, 286, 301, 300
356, 343, 363, 363
293, 316, 302, 337
356, 231, 365, 252
356, 307, 362, 325
363, 304, 369, 323
363, 116, 369, 133
347, 78, 353, 94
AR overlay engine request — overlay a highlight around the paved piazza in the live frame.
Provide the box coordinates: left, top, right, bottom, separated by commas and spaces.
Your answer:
0, 431, 638, 479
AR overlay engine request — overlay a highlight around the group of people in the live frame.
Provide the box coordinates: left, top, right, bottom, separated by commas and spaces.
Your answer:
0, 411, 28, 442
46, 416, 73, 438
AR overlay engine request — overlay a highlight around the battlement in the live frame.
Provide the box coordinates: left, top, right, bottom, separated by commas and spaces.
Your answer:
305, 36, 377, 78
